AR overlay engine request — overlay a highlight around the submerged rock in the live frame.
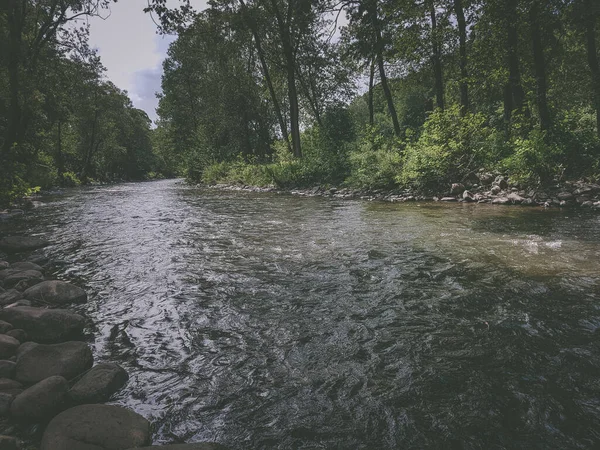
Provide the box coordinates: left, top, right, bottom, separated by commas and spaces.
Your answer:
10, 375, 68, 421
41, 404, 151, 450
24, 280, 87, 305
0, 306, 85, 343
15, 341, 93, 385
69, 363, 128, 404
0, 236, 49, 253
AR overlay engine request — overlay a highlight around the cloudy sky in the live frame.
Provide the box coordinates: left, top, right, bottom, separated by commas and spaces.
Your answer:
87, 0, 207, 124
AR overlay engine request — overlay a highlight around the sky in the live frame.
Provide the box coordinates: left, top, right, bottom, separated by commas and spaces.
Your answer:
87, 0, 207, 124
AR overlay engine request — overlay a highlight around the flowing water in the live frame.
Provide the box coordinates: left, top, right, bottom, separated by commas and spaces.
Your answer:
3, 179, 600, 449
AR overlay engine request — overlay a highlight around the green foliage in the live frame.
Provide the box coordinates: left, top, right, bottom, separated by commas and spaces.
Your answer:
399, 106, 494, 190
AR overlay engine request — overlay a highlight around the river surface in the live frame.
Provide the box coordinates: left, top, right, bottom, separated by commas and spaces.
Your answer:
3, 179, 600, 449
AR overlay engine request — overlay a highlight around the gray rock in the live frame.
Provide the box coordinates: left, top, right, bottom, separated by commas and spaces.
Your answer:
494, 176, 509, 190
0, 322, 13, 334
0, 262, 9, 270
3, 270, 43, 289
492, 197, 510, 205
69, 363, 128, 404
440, 197, 457, 202
0, 336, 20, 360
128, 444, 229, 450
15, 341, 93, 385
24, 280, 87, 305
0, 435, 17, 450
450, 183, 465, 195
0, 361, 16, 379
581, 201, 593, 208
41, 404, 151, 450
478, 172, 494, 185
10, 375, 68, 421
5, 329, 27, 342
490, 185, 502, 195
13, 277, 43, 292
557, 191, 574, 201
10, 262, 43, 272
0, 236, 50, 253
16, 342, 38, 360
0, 379, 22, 391
0, 307, 85, 343
0, 289, 23, 306
507, 192, 525, 204
462, 190, 475, 202
0, 393, 13, 417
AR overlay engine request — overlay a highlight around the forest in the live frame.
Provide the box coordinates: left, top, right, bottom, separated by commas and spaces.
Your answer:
2, 0, 600, 205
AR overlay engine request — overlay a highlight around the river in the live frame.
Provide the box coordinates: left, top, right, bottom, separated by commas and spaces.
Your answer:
3, 179, 600, 449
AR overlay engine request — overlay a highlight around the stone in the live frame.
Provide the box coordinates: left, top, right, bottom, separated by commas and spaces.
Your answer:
0, 236, 50, 253
450, 183, 465, 195
15, 341, 92, 385
13, 277, 43, 292
16, 342, 38, 360
10, 375, 68, 421
492, 197, 510, 205
490, 185, 501, 195
462, 190, 475, 202
0, 262, 8, 270
27, 254, 49, 266
0, 307, 85, 343
440, 197, 457, 202
557, 191, 574, 201
24, 280, 87, 305
478, 172, 494, 185
0, 393, 13, 417
10, 262, 43, 272
581, 201, 593, 208
0, 379, 21, 391
0, 361, 16, 379
41, 404, 151, 450
3, 270, 43, 289
0, 435, 17, 450
507, 192, 525, 204
5, 329, 26, 342
0, 336, 20, 360
128, 444, 229, 450
69, 363, 128, 404
494, 176, 509, 190
0, 322, 13, 334
0, 290, 23, 306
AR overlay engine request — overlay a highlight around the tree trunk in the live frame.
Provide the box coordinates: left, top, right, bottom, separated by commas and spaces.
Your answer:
585, 0, 600, 140
430, 0, 445, 111
370, 3, 401, 137
238, 0, 292, 153
368, 58, 375, 126
454, 0, 469, 115
530, 0, 550, 131
505, 0, 526, 121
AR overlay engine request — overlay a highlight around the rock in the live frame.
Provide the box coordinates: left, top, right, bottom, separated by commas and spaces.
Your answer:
24, 280, 87, 305
0, 262, 8, 270
440, 197, 457, 202
462, 190, 475, 202
16, 342, 38, 360
128, 444, 229, 450
557, 191, 574, 201
41, 404, 151, 450
0, 336, 20, 360
507, 192, 525, 204
0, 379, 21, 391
10, 375, 68, 421
478, 172, 494, 185
0, 393, 13, 417
450, 183, 465, 195
494, 176, 509, 190
0, 290, 23, 306
0, 236, 49, 253
69, 363, 128, 404
3, 270, 43, 289
490, 185, 502, 195
0, 435, 17, 450
5, 300, 31, 308
492, 197, 510, 205
0, 307, 85, 343
5, 330, 26, 342
581, 201, 593, 208
13, 277, 43, 292
0, 322, 13, 334
15, 341, 92, 385
0, 361, 16, 379
10, 262, 43, 272
27, 254, 49, 266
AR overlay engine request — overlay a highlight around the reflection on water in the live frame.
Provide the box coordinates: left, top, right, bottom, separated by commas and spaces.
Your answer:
4, 179, 600, 449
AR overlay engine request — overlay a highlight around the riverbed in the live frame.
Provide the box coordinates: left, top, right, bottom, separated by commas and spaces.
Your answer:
3, 179, 600, 449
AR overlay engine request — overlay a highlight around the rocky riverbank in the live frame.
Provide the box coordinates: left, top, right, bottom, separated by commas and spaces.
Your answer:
207, 175, 600, 209
0, 235, 228, 450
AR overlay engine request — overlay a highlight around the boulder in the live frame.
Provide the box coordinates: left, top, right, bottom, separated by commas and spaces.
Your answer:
3, 270, 43, 289
15, 341, 92, 385
0, 307, 85, 343
0, 236, 50, 253
14, 277, 43, 292
450, 183, 465, 195
10, 375, 68, 421
128, 445, 229, 450
0, 322, 13, 334
5, 329, 27, 342
41, 404, 151, 450
462, 190, 475, 202
0, 336, 20, 360
69, 363, 128, 404
492, 197, 510, 205
507, 192, 525, 204
0, 379, 21, 391
16, 342, 38, 360
24, 280, 87, 305
490, 185, 502, 195
0, 289, 23, 306
9, 262, 43, 273
0, 361, 16, 379
494, 176, 509, 190
557, 191, 574, 201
